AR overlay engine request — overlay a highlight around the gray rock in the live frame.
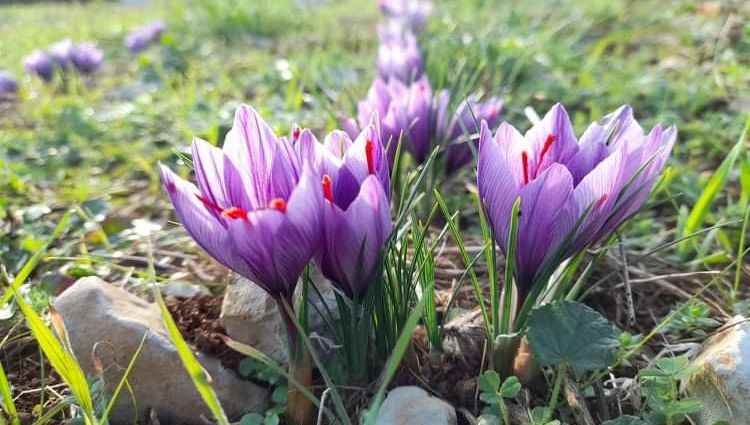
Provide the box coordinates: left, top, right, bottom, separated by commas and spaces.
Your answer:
220, 275, 338, 365
683, 315, 750, 425
375, 386, 456, 425
54, 277, 267, 425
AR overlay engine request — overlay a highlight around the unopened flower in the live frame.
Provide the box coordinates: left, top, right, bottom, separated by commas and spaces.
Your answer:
377, 30, 423, 83
303, 126, 392, 298
24, 50, 55, 81
435, 93, 503, 174
477, 104, 676, 296
70, 43, 103, 74
0, 71, 18, 97
160, 105, 323, 300
125, 21, 166, 53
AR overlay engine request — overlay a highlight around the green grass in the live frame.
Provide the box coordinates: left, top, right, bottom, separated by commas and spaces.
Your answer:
0, 0, 748, 423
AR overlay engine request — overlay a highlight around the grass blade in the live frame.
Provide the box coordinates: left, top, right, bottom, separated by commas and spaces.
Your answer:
434, 189, 492, 339
0, 360, 19, 425
680, 117, 749, 254
500, 198, 521, 335
13, 290, 97, 425
152, 287, 230, 425
99, 331, 149, 424
1, 211, 72, 306
363, 296, 426, 425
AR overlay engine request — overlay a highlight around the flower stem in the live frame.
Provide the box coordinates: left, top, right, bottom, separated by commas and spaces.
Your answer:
544, 362, 567, 423
277, 296, 315, 425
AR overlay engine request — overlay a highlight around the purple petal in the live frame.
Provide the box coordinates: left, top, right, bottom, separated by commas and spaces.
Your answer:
159, 164, 254, 280
514, 164, 574, 291
525, 103, 579, 177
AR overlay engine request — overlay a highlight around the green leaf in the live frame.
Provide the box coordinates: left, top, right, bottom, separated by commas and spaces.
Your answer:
499, 376, 521, 398
601, 416, 647, 425
479, 370, 501, 394
527, 301, 619, 374
662, 398, 703, 417
680, 117, 749, 254
530, 407, 552, 424
239, 413, 264, 425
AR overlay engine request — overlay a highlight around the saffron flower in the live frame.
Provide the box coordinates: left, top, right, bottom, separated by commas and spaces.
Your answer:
70, 43, 103, 74
343, 76, 433, 164
159, 105, 323, 301
0, 71, 18, 97
478, 104, 676, 297
377, 30, 423, 83
307, 126, 392, 299
435, 92, 503, 174
125, 21, 165, 53
23, 51, 55, 81
378, 0, 433, 32
48, 39, 74, 68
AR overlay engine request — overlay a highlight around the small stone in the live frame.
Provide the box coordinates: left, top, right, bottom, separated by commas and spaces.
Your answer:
160, 280, 211, 299
375, 386, 456, 425
683, 315, 750, 425
54, 277, 267, 425
220, 275, 338, 365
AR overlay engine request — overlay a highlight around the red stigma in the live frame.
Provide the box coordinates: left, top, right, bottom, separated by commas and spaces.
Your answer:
365, 138, 376, 175
221, 207, 248, 220
595, 194, 608, 209
292, 126, 301, 141
322, 175, 334, 203
521, 151, 530, 185
538, 133, 555, 164
196, 194, 223, 214
270, 198, 287, 213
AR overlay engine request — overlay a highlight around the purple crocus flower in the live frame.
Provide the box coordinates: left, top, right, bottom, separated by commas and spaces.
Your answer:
378, 0, 433, 32
70, 43, 103, 74
303, 126, 392, 298
48, 39, 74, 68
478, 104, 676, 296
435, 93, 503, 174
377, 30, 423, 83
0, 71, 18, 97
125, 20, 166, 53
159, 104, 323, 301
344, 76, 433, 164
23, 50, 55, 81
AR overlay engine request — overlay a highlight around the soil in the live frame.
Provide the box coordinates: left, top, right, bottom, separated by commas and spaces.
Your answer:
164, 294, 244, 371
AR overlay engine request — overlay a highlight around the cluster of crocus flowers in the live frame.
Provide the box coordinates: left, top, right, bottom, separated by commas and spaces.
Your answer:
0, 71, 18, 98
160, 105, 393, 303
341, 0, 502, 174
23, 39, 103, 81
477, 104, 676, 299
160, 104, 393, 425
343, 76, 502, 172
125, 21, 166, 53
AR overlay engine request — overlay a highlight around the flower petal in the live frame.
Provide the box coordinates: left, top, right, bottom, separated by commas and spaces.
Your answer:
159, 164, 254, 279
